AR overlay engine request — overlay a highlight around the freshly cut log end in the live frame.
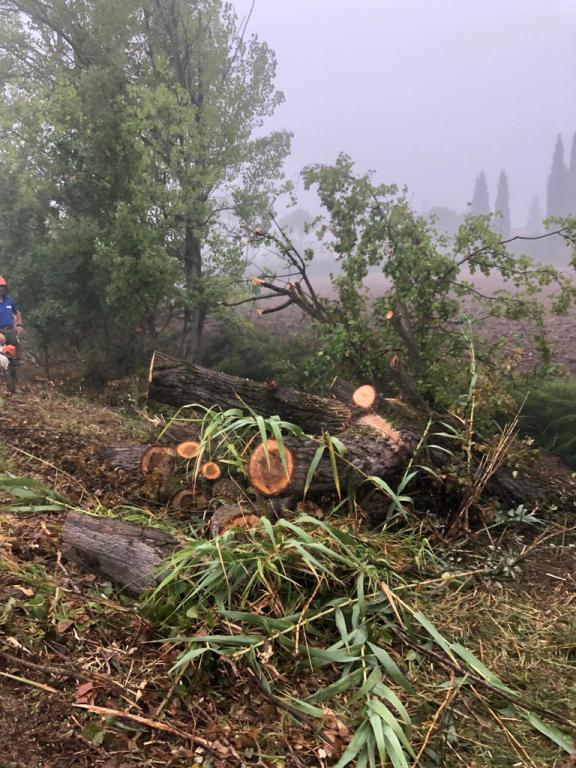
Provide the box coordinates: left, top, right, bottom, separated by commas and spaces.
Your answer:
357, 414, 402, 447
210, 505, 263, 537
176, 440, 201, 460
170, 488, 210, 512
352, 385, 378, 411
140, 445, 177, 476
385, 310, 395, 321
201, 461, 222, 481
247, 440, 295, 497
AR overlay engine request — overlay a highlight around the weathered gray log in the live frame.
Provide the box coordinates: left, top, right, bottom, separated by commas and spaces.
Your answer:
62, 512, 177, 596
148, 351, 354, 434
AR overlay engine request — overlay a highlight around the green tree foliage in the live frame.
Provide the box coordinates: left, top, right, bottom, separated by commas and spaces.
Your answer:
470, 171, 490, 216
494, 170, 511, 239
0, 0, 289, 377
255, 155, 576, 407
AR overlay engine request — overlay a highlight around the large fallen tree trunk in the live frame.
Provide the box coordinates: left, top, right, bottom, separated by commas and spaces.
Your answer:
62, 512, 178, 596
148, 351, 354, 434
247, 415, 419, 497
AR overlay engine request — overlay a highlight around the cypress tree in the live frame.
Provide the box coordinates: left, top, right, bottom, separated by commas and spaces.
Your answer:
546, 135, 568, 218
568, 132, 576, 215
526, 196, 543, 234
494, 171, 511, 238
470, 172, 490, 216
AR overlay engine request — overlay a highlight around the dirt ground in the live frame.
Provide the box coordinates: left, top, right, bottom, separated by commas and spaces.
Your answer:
0, 383, 575, 767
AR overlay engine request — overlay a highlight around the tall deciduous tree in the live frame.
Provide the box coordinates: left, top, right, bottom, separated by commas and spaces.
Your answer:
0, 0, 290, 371
494, 171, 511, 238
470, 172, 490, 216
138, 0, 291, 360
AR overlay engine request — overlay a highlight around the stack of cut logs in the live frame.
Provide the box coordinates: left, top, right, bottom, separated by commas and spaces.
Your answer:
63, 353, 418, 594
62, 352, 556, 596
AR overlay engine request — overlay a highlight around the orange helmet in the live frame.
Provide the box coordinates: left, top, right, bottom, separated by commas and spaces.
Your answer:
4, 345, 16, 357
0, 276, 6, 286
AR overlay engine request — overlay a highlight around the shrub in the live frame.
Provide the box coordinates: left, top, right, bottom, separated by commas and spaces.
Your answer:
517, 377, 576, 468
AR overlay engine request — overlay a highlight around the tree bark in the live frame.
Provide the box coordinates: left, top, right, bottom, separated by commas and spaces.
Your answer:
98, 445, 151, 473
247, 415, 418, 497
148, 352, 355, 434
62, 512, 178, 596
182, 226, 205, 363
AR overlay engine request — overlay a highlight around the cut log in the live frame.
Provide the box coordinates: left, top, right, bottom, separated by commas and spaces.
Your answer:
201, 461, 222, 481
247, 419, 418, 497
170, 488, 210, 512
140, 445, 177, 476
209, 505, 263, 537
247, 440, 295, 496
148, 352, 353, 434
62, 512, 177, 596
99, 444, 150, 473
176, 440, 202, 459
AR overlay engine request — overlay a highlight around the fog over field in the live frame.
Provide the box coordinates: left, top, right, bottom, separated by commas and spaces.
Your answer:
235, 0, 576, 231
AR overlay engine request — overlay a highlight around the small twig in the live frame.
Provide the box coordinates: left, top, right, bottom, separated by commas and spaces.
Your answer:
471, 688, 539, 768
0, 649, 92, 682
155, 660, 191, 718
73, 703, 240, 761
0, 669, 59, 694
393, 627, 575, 729
412, 672, 456, 766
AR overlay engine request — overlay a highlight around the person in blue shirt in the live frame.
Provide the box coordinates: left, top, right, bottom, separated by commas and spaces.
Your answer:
0, 276, 24, 347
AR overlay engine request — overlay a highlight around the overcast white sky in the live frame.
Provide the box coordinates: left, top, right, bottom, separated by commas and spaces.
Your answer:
235, 0, 576, 227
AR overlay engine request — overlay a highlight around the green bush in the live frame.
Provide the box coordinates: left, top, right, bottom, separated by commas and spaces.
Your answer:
200, 318, 316, 389
517, 377, 576, 468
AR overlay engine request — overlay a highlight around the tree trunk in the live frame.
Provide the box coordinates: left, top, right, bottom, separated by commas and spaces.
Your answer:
247, 415, 418, 497
182, 226, 205, 363
148, 352, 355, 434
62, 512, 177, 596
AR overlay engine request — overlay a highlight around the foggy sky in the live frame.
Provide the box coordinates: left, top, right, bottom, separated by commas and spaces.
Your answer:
235, 0, 576, 227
